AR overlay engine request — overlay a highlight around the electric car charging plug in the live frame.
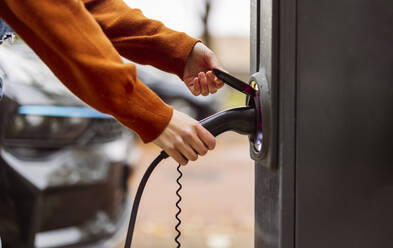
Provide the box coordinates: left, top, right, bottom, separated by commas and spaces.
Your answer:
124, 70, 259, 248
213, 69, 257, 97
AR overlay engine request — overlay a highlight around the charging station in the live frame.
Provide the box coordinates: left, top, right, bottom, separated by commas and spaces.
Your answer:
252, 0, 393, 247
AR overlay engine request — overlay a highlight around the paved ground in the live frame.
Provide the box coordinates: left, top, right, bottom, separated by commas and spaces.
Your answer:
124, 132, 254, 248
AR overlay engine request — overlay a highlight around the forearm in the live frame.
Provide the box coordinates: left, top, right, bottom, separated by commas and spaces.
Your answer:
84, 0, 199, 78
0, 0, 173, 142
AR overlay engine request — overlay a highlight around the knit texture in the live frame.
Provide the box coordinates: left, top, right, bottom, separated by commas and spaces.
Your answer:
0, 0, 199, 142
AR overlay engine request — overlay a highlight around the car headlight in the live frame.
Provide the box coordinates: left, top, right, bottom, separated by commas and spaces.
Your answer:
3, 105, 112, 148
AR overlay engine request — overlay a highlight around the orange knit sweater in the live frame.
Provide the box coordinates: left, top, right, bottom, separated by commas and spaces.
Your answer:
0, 0, 199, 142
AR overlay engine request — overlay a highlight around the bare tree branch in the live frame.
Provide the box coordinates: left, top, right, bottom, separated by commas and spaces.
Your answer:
200, 0, 211, 46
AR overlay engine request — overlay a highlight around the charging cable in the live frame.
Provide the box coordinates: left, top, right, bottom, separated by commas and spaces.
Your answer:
124, 151, 169, 248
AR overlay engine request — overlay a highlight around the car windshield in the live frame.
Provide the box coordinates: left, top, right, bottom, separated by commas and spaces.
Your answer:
0, 42, 70, 95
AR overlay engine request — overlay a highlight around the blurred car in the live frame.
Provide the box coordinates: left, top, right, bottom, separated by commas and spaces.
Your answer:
136, 65, 221, 120
0, 42, 138, 247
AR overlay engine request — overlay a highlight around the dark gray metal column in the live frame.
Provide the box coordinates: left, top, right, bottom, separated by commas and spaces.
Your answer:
253, 0, 393, 247
295, 0, 393, 247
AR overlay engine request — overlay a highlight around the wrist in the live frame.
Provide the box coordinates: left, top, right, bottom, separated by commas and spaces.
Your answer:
179, 39, 201, 79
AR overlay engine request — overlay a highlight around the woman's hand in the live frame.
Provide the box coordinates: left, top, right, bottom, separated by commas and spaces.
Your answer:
183, 42, 225, 96
156, 42, 223, 164
153, 110, 215, 165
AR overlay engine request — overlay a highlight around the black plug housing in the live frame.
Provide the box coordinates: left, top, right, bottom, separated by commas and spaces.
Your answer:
212, 69, 276, 168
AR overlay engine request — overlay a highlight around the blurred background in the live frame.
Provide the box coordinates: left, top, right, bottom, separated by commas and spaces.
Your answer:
129, 0, 251, 109
0, 0, 253, 247
128, 0, 250, 78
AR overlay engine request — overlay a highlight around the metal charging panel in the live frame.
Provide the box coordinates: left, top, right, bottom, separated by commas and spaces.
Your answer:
252, 0, 393, 247
247, 71, 277, 169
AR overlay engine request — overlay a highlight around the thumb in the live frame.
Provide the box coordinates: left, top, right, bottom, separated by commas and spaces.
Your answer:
196, 124, 216, 150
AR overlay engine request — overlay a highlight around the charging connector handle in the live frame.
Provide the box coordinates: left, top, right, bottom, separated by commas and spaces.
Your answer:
213, 69, 257, 97
199, 106, 256, 137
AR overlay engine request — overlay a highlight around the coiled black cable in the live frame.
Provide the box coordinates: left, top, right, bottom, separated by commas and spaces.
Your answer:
174, 164, 183, 248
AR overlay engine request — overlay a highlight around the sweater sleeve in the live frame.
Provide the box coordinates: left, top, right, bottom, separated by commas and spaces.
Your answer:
83, 0, 200, 79
0, 0, 174, 143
